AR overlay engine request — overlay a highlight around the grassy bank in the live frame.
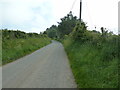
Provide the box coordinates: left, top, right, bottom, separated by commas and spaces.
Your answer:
2, 36, 51, 65
63, 37, 118, 88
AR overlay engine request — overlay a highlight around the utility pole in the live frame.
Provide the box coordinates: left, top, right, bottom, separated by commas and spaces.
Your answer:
80, 0, 82, 23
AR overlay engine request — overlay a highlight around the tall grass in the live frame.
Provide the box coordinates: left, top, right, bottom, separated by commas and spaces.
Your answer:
2, 37, 51, 65
63, 37, 118, 88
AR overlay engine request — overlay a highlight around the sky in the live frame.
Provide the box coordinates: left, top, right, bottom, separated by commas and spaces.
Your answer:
0, 0, 119, 34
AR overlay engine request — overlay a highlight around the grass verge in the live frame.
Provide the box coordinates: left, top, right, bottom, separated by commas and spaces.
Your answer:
2, 37, 51, 65
63, 37, 118, 88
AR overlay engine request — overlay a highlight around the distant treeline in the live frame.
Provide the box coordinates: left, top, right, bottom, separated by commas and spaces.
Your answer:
44, 11, 116, 40
44, 11, 78, 39
1, 29, 47, 40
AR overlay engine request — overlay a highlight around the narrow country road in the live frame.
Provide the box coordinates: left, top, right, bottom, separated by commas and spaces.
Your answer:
2, 41, 77, 88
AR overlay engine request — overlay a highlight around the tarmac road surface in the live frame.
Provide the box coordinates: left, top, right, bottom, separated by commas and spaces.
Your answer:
2, 41, 77, 88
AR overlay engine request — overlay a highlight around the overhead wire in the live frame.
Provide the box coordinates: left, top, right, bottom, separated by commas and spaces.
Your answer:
84, 0, 95, 30
70, 0, 77, 12
69, 0, 96, 30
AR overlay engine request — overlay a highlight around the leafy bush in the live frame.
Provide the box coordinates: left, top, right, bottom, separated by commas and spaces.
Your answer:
2, 30, 51, 65
63, 37, 118, 88
62, 20, 119, 88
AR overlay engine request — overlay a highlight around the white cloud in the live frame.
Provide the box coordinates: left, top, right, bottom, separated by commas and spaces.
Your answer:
0, 0, 54, 33
0, 0, 119, 34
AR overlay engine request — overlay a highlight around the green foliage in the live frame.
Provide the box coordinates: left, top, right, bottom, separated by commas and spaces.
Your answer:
45, 12, 119, 88
46, 25, 58, 38
2, 29, 43, 41
58, 11, 78, 38
44, 12, 79, 40
2, 29, 27, 40
43, 10, 119, 88
27, 32, 39, 37
70, 22, 87, 42
61, 18, 119, 88
101, 27, 108, 38
63, 37, 119, 88
2, 30, 51, 65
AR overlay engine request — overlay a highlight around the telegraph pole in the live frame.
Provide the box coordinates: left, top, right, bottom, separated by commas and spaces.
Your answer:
80, 0, 82, 22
